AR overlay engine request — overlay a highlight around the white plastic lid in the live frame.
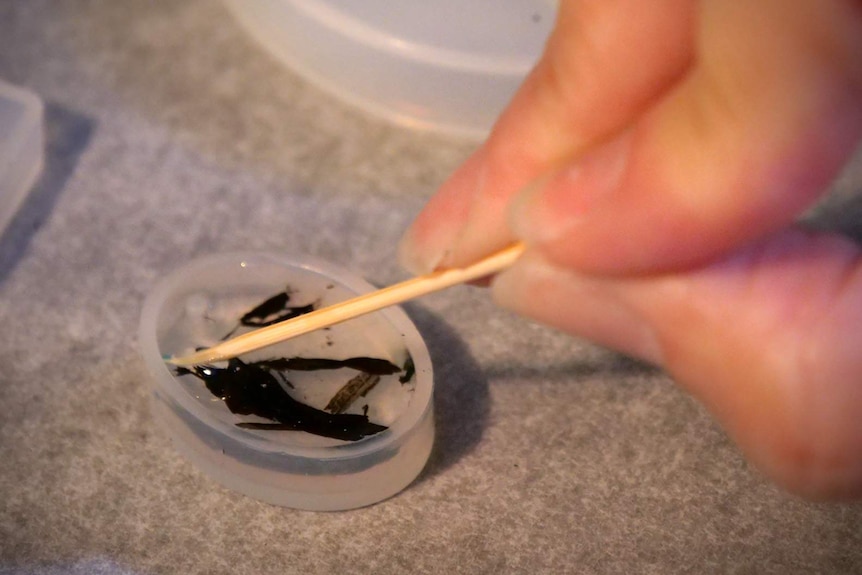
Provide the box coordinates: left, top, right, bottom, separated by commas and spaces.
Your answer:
223, 0, 556, 139
139, 252, 435, 511
0, 79, 43, 237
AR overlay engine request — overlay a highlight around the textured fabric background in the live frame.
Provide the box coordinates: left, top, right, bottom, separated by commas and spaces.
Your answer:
1, 2, 861, 574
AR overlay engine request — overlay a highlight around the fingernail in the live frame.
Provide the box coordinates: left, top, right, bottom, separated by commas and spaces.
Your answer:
398, 153, 489, 275
511, 131, 631, 245
492, 249, 664, 365
397, 228, 449, 276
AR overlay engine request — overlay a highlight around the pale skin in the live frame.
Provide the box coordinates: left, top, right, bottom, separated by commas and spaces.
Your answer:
398, 0, 862, 499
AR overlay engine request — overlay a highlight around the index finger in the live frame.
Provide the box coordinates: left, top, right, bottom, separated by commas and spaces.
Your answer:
399, 0, 694, 274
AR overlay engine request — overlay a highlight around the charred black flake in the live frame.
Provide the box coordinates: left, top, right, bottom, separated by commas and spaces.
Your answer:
399, 356, 415, 384
175, 288, 415, 442
176, 359, 386, 441
239, 290, 315, 328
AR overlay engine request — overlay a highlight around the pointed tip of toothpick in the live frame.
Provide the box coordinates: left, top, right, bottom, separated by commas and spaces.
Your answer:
165, 350, 220, 367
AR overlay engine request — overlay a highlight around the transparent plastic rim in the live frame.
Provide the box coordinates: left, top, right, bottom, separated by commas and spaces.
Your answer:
138, 252, 434, 462
0, 80, 42, 173
287, 0, 535, 74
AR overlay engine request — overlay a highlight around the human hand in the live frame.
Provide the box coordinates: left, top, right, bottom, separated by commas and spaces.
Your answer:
398, 0, 862, 498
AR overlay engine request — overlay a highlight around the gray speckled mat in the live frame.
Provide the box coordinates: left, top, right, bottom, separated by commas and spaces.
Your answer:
1, 2, 861, 574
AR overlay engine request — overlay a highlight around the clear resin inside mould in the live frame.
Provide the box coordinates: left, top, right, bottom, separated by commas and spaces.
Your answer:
138, 252, 434, 511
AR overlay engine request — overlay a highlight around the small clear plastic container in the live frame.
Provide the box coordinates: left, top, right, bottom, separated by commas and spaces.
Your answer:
0, 79, 43, 237
138, 252, 434, 511
222, 0, 556, 139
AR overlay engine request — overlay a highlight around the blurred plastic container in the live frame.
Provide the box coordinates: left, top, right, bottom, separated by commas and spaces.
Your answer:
0, 79, 43, 237
222, 0, 556, 139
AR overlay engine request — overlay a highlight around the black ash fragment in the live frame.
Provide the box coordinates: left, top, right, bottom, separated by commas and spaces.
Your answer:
399, 356, 415, 384
221, 288, 316, 339
173, 288, 412, 442
175, 359, 386, 441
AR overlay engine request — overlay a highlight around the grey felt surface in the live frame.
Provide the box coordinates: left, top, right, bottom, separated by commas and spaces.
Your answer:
1, 2, 862, 574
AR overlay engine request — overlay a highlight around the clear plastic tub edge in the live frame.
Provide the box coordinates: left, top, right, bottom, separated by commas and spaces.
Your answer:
0, 79, 44, 237
139, 252, 435, 511
221, 0, 556, 139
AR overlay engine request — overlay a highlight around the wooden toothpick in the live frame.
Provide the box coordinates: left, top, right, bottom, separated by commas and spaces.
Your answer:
167, 243, 525, 367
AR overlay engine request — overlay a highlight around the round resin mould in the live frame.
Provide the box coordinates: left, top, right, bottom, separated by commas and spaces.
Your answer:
138, 252, 434, 511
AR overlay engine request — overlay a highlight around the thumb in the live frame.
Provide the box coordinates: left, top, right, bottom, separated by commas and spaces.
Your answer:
493, 229, 862, 499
